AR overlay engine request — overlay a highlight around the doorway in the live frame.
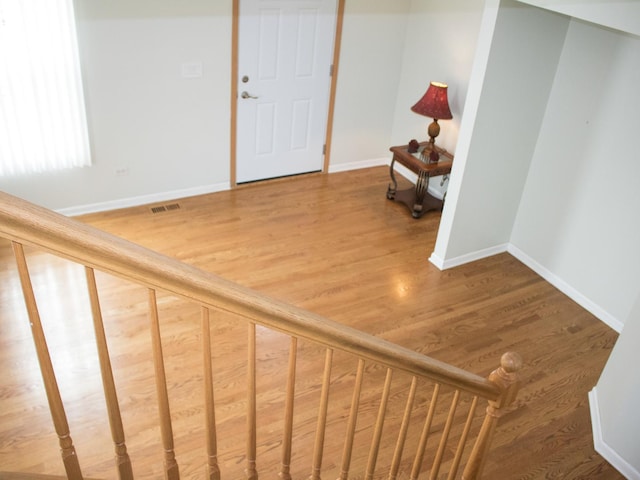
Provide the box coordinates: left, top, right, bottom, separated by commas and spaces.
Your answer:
232, 0, 344, 185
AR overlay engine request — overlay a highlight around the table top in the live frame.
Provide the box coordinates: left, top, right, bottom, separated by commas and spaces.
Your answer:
389, 141, 453, 176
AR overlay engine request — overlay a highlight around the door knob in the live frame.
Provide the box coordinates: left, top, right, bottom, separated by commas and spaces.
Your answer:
241, 91, 259, 99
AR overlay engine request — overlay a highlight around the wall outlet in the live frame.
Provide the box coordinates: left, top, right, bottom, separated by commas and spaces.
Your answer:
115, 167, 129, 177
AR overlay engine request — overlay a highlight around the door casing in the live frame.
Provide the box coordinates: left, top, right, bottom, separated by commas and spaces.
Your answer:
230, 0, 345, 187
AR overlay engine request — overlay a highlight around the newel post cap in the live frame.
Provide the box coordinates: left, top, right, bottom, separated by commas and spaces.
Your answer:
488, 352, 523, 411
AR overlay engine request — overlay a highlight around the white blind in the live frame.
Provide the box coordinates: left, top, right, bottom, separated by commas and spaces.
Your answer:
0, 0, 91, 176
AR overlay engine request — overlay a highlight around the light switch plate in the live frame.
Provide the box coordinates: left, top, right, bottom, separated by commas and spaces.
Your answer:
181, 61, 203, 78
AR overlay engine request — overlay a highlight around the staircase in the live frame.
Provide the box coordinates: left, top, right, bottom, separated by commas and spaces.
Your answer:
0, 191, 521, 479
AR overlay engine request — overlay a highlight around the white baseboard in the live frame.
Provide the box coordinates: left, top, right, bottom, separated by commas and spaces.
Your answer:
589, 388, 640, 479
57, 157, 390, 216
328, 157, 388, 173
329, 157, 446, 199
429, 243, 509, 270
61, 158, 435, 216
57, 182, 231, 216
429, 242, 623, 333
392, 162, 447, 200
428, 252, 446, 270
60, 160, 391, 216
508, 244, 624, 333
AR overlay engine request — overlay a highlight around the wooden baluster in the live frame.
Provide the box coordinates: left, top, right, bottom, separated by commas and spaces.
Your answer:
309, 348, 334, 480
148, 288, 180, 480
12, 242, 84, 479
462, 352, 522, 480
388, 376, 418, 480
337, 358, 365, 480
246, 322, 258, 480
410, 383, 440, 480
430, 390, 460, 480
201, 307, 221, 480
365, 368, 393, 480
447, 396, 479, 480
85, 267, 133, 480
279, 336, 298, 480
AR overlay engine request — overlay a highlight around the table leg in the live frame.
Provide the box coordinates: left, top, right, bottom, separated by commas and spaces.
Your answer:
386, 158, 398, 200
412, 171, 429, 218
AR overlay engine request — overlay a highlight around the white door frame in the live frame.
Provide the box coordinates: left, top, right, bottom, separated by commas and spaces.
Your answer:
230, 0, 345, 187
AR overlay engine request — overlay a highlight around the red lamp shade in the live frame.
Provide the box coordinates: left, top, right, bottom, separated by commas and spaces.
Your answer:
411, 82, 452, 120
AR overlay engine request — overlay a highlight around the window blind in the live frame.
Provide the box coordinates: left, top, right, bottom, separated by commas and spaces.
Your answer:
0, 0, 91, 176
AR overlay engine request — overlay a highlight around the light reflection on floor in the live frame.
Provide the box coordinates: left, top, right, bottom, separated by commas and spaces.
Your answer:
1, 249, 100, 405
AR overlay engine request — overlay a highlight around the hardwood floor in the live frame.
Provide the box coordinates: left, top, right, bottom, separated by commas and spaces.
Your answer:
0, 167, 622, 479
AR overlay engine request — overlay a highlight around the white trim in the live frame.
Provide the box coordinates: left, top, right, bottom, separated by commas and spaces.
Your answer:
63, 158, 391, 215
428, 252, 445, 270
56, 182, 231, 216
328, 156, 447, 199
431, 242, 624, 332
589, 387, 640, 479
429, 243, 509, 270
393, 162, 418, 183
508, 244, 624, 333
392, 163, 446, 201
429, 243, 624, 333
327, 157, 388, 173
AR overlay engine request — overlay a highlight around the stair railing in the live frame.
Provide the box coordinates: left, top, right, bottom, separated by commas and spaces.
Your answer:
0, 191, 521, 480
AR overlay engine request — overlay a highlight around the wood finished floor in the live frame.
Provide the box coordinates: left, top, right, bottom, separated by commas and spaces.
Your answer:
0, 167, 622, 479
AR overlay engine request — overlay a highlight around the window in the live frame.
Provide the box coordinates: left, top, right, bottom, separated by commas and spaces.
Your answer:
0, 0, 90, 176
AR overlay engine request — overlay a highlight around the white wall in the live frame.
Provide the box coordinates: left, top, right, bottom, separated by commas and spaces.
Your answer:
322, 0, 484, 173
592, 292, 640, 477
0, 1, 233, 212
0, 0, 483, 211
431, 0, 568, 266
0, 0, 419, 212
2, 1, 638, 474
517, 0, 640, 37
508, 18, 640, 476
390, 0, 485, 151
328, 0, 411, 170
384, 0, 484, 197
510, 20, 640, 327
426, 2, 640, 475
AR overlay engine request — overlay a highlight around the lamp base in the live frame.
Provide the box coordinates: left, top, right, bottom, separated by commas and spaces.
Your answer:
420, 140, 440, 163
426, 119, 441, 163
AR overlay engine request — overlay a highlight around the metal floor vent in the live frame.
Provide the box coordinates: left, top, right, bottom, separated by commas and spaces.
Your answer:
150, 203, 180, 214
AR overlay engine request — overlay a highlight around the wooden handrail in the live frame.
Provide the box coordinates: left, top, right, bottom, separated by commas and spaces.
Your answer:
0, 191, 500, 400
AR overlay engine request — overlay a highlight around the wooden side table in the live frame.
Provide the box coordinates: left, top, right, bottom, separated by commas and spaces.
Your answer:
386, 142, 453, 218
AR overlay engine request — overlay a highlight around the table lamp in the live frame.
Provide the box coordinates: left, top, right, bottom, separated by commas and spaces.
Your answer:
411, 82, 452, 162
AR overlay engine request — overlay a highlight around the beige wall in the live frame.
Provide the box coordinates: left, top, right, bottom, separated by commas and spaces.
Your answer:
511, 19, 640, 327
594, 293, 640, 477
2, 1, 638, 474
432, 0, 640, 330
509, 15, 640, 476
1, 1, 233, 211
425, 1, 640, 475
432, 1, 568, 265
517, 0, 640, 37
328, 0, 411, 169
390, 0, 485, 152
0, 0, 484, 213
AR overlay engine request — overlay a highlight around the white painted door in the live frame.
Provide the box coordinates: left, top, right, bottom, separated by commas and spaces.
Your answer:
236, 0, 337, 183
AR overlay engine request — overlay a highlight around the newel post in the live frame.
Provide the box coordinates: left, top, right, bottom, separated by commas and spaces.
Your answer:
462, 352, 522, 480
